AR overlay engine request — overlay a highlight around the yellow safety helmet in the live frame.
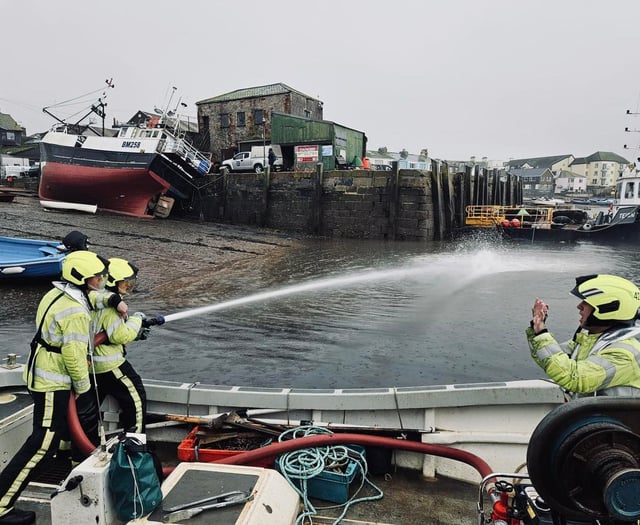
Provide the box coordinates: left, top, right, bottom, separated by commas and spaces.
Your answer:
106, 258, 138, 291
571, 274, 640, 324
62, 251, 108, 286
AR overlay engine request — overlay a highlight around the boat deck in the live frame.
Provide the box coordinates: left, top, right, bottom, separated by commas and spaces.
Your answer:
17, 464, 479, 525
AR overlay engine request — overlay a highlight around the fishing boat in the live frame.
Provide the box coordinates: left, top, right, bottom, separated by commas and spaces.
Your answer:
3, 350, 639, 524
38, 82, 212, 219
499, 172, 640, 243
0, 236, 67, 280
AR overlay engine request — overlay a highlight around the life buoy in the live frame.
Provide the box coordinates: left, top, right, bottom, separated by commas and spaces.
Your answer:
583, 222, 593, 231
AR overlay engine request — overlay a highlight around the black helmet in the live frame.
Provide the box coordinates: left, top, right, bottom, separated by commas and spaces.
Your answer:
62, 230, 89, 252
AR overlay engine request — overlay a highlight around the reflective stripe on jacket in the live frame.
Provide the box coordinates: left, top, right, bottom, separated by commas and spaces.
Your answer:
92, 309, 142, 374
526, 325, 640, 397
24, 285, 93, 394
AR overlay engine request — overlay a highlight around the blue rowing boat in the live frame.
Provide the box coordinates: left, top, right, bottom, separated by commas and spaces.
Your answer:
0, 236, 67, 280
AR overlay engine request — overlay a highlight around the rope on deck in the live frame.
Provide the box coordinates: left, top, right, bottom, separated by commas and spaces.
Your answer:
276, 426, 384, 525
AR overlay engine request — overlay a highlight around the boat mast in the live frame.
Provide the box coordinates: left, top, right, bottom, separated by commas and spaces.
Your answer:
42, 78, 115, 134
161, 86, 178, 125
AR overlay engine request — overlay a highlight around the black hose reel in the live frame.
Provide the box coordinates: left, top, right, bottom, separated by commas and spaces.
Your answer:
527, 398, 640, 522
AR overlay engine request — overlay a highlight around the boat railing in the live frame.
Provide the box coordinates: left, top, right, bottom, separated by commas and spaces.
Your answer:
465, 205, 554, 227
465, 205, 507, 227
159, 133, 211, 175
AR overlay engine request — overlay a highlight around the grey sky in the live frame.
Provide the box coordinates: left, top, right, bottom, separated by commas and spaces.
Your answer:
3, 0, 640, 162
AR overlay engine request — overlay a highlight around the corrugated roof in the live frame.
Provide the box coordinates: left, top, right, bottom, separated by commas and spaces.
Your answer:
0, 113, 22, 131
197, 83, 319, 105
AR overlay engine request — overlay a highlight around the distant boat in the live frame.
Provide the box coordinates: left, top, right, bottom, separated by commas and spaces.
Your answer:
529, 196, 566, 206
0, 236, 66, 279
39, 84, 211, 218
500, 173, 640, 243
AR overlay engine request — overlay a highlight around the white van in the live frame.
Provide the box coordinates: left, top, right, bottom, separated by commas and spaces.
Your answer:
221, 145, 283, 174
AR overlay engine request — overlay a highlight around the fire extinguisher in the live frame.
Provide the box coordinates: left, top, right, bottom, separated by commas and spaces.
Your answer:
490, 480, 520, 525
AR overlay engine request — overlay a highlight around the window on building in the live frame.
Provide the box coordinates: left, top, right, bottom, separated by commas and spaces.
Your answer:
237, 112, 245, 127
254, 109, 264, 125
201, 115, 210, 150
304, 109, 311, 118
220, 113, 230, 128
6, 132, 15, 141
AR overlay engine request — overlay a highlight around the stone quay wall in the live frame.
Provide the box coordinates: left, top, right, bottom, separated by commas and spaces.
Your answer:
199, 164, 519, 241
210, 167, 434, 241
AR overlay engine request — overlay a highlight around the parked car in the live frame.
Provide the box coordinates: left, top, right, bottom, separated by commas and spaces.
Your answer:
221, 145, 283, 174
1, 165, 34, 180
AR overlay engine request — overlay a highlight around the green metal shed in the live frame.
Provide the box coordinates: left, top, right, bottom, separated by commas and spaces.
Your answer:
270, 112, 366, 171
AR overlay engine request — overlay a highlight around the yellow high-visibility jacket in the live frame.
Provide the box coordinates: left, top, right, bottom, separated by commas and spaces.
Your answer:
526, 325, 640, 397
25, 284, 93, 393
92, 309, 142, 373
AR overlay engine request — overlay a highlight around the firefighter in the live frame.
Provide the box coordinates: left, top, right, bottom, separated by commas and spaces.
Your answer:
527, 274, 640, 398
91, 257, 148, 433
0, 251, 125, 525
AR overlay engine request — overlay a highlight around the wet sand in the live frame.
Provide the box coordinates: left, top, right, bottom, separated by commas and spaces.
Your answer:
0, 190, 303, 302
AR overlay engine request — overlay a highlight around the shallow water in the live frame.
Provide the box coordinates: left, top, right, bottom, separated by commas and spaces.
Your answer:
2, 230, 634, 389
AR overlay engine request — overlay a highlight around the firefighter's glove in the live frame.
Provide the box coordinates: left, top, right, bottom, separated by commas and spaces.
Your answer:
132, 312, 149, 340
137, 326, 151, 341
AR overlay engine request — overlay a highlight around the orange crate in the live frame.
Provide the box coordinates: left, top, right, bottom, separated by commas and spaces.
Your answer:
177, 426, 274, 468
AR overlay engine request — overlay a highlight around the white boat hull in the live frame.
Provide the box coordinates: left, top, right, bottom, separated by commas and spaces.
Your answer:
139, 378, 564, 483
0, 362, 566, 524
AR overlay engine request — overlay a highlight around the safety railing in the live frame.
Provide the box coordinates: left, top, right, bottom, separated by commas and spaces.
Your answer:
465, 205, 554, 227
160, 134, 211, 175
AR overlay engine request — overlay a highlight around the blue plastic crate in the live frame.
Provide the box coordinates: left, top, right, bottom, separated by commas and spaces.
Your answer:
276, 445, 365, 504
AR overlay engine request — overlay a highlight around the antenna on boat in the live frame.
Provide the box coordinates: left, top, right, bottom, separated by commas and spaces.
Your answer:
42, 78, 115, 132
161, 86, 178, 124
624, 109, 640, 162
173, 100, 188, 134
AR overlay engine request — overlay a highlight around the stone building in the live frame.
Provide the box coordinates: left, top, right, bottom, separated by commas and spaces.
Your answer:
196, 83, 323, 163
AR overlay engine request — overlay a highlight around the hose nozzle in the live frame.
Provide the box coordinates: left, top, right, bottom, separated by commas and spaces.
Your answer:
142, 315, 165, 328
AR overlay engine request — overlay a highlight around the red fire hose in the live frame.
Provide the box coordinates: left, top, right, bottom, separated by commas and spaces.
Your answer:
67, 330, 108, 457
71, 333, 494, 482
67, 393, 96, 456
215, 432, 494, 480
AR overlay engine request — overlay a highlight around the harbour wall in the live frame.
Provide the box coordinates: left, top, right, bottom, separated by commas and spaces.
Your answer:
199, 163, 521, 241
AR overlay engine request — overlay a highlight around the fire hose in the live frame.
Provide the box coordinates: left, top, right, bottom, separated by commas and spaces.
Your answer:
67, 316, 166, 457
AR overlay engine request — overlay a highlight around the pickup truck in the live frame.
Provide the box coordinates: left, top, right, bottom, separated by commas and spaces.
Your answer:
220, 146, 283, 174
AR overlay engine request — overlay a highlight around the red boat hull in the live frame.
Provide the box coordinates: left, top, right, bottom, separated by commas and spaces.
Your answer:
39, 162, 171, 218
